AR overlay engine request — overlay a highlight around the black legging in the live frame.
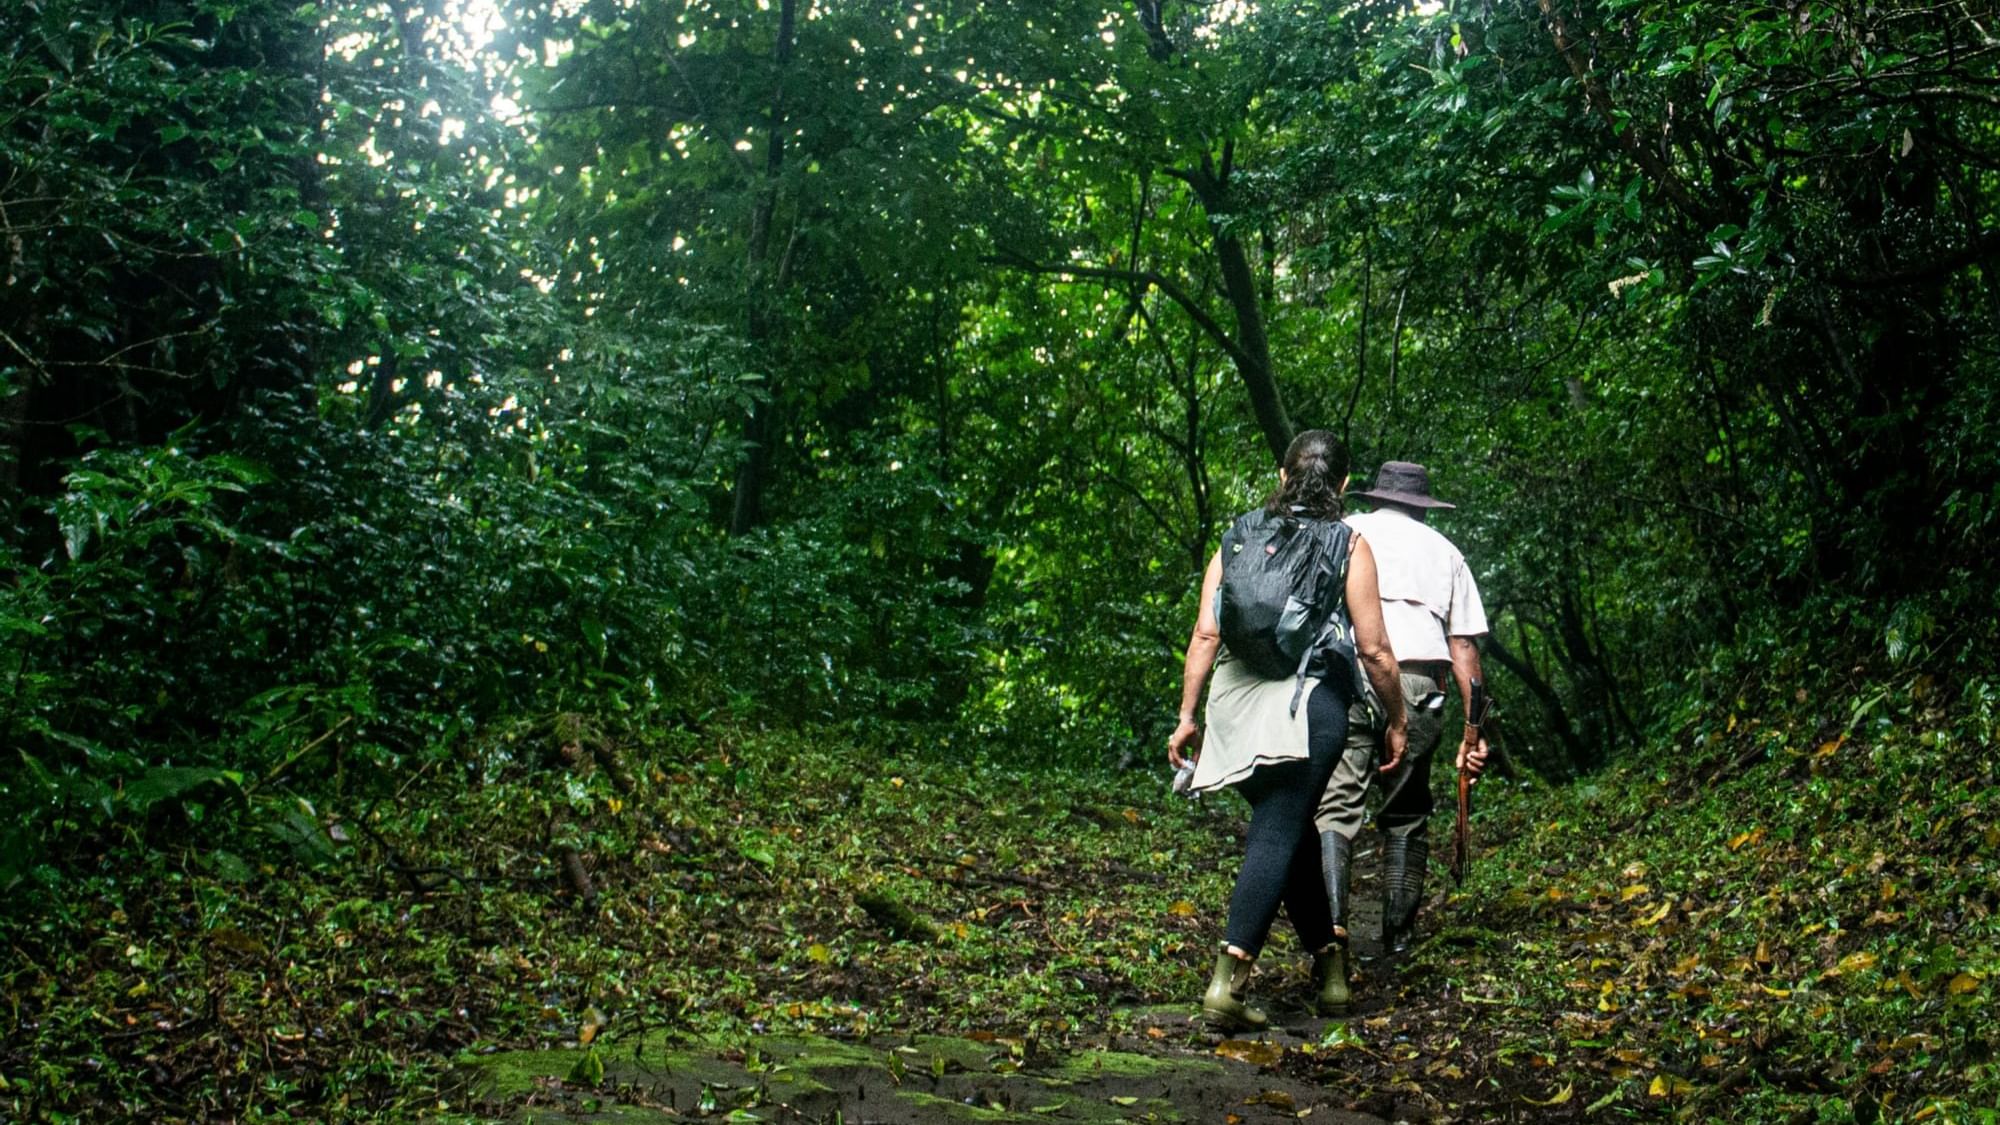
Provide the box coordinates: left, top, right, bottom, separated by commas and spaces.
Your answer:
1222, 683, 1347, 957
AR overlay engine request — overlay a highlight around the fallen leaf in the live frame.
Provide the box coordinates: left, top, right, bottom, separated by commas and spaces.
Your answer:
1145, 1027, 1166, 1040
1166, 900, 1197, 917
1648, 1074, 1694, 1098
567, 1048, 605, 1088
1108, 1095, 1139, 1106
1244, 1090, 1296, 1110
1523, 1083, 1573, 1106
1947, 972, 1982, 995
1823, 950, 1878, 978
1635, 900, 1672, 927
806, 943, 832, 963
1216, 1039, 1285, 1067
1620, 884, 1650, 901
578, 1005, 606, 1045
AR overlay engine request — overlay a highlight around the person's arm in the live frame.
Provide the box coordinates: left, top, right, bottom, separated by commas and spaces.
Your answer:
1449, 635, 1491, 777
1345, 534, 1409, 773
1167, 550, 1225, 768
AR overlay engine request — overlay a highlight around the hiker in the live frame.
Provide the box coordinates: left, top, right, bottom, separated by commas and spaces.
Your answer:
1166, 430, 1409, 1029
1316, 461, 1490, 957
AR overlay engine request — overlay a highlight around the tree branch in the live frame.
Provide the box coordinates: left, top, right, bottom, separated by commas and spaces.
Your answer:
985, 252, 1258, 375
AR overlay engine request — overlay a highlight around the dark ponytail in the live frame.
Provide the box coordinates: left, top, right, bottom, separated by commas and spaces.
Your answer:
1264, 429, 1349, 521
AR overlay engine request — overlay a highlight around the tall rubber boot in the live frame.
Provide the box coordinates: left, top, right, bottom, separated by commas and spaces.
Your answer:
1200, 948, 1267, 1032
1311, 943, 1351, 1015
1316, 832, 1354, 1013
1381, 834, 1429, 955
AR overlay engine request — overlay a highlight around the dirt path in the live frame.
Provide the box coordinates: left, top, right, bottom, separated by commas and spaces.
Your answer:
457, 844, 1457, 1124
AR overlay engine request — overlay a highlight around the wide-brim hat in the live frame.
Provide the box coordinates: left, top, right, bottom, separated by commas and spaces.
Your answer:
1351, 460, 1456, 510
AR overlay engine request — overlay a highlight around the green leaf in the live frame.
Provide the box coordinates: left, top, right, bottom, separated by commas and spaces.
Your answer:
567, 1047, 605, 1087
210, 850, 255, 883
122, 766, 242, 815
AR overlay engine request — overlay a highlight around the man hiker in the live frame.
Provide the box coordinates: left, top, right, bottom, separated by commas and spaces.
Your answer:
1312, 461, 1491, 958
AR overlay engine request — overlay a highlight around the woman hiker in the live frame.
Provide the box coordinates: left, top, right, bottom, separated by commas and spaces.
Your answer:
1167, 430, 1409, 1029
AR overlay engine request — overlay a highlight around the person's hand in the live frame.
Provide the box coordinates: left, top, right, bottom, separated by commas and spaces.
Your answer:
1168, 717, 1203, 769
1456, 728, 1489, 779
1377, 724, 1408, 774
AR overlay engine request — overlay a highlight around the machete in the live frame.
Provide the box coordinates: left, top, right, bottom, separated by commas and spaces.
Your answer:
1453, 678, 1492, 885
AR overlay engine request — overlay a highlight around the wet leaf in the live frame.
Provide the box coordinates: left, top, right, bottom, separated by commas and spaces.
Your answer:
567, 1048, 605, 1087
1320, 1024, 1367, 1051
1216, 1039, 1284, 1066
1522, 1082, 1572, 1106
1822, 950, 1878, 978
1648, 1074, 1694, 1098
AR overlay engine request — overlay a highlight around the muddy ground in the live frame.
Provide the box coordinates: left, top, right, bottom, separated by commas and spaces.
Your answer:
458, 845, 1507, 1124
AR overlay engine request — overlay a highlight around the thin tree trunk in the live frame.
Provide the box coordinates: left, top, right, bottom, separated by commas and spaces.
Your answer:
1486, 618, 1593, 770
1176, 144, 1293, 464
729, 0, 797, 537
1341, 239, 1371, 444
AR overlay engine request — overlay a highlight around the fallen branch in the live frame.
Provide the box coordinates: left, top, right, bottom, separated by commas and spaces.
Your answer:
559, 845, 599, 910
249, 716, 354, 795
854, 889, 941, 942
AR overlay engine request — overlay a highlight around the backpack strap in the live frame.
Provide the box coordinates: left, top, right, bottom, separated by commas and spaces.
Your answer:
1288, 643, 1315, 717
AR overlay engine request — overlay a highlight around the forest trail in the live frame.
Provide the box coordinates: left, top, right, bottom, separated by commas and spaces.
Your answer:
456, 836, 1499, 1124
16, 707, 1995, 1122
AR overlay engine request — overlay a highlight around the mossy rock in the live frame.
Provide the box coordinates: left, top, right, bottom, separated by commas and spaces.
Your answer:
1045, 1046, 1215, 1083
456, 1035, 747, 1101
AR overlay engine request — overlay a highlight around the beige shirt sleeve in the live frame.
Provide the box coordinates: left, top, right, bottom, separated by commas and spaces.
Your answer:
1447, 553, 1488, 637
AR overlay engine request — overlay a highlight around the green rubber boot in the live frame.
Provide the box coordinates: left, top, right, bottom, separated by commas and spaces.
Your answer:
1200, 949, 1267, 1032
1311, 943, 1352, 1015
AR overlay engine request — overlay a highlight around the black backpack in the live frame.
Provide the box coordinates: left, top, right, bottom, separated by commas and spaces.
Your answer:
1217, 508, 1365, 716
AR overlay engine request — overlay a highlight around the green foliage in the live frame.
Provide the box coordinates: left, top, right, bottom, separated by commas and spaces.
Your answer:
4, 0, 2000, 1112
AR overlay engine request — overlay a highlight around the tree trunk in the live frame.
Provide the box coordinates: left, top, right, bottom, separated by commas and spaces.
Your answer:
1484, 620, 1593, 771
1180, 146, 1293, 465
729, 0, 798, 537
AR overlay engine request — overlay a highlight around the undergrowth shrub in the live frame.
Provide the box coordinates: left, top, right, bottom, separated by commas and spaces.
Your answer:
0, 344, 988, 886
